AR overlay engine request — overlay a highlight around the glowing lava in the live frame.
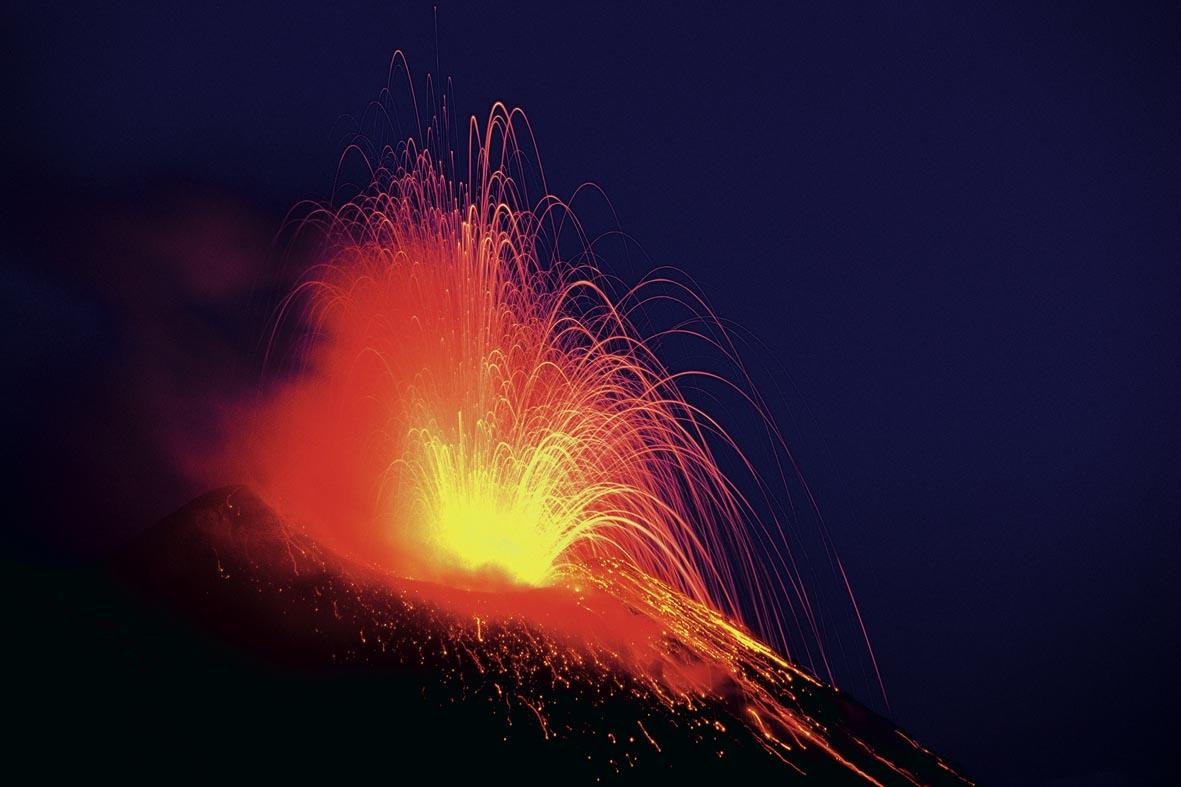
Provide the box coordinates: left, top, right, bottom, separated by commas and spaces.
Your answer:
207, 59, 934, 782
251, 99, 762, 618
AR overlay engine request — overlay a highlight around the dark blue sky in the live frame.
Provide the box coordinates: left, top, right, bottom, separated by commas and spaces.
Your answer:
5, 3, 1178, 783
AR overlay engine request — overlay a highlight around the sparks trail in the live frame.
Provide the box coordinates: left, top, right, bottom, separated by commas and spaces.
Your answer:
216, 55, 912, 781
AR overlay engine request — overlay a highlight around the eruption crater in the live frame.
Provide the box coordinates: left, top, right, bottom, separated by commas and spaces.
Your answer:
189, 65, 965, 783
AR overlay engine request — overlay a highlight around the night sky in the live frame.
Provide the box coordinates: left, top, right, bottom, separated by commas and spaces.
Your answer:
5, 3, 1178, 783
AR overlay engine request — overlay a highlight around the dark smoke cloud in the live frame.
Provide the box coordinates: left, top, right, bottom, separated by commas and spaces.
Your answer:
4, 175, 291, 561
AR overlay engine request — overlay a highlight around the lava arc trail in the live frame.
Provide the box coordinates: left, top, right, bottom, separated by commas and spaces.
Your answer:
200, 59, 966, 783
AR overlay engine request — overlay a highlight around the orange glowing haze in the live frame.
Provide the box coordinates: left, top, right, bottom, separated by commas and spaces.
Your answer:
216, 62, 881, 701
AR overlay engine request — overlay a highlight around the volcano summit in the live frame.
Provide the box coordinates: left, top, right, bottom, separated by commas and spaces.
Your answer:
7, 487, 975, 784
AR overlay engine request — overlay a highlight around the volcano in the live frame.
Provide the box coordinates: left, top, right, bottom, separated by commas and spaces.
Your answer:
16, 487, 973, 783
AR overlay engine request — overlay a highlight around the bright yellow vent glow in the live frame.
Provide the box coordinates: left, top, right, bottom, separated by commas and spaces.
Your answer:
407, 413, 595, 587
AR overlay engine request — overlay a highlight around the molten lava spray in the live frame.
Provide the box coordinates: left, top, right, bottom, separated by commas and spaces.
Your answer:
248, 101, 791, 629
205, 62, 964, 783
